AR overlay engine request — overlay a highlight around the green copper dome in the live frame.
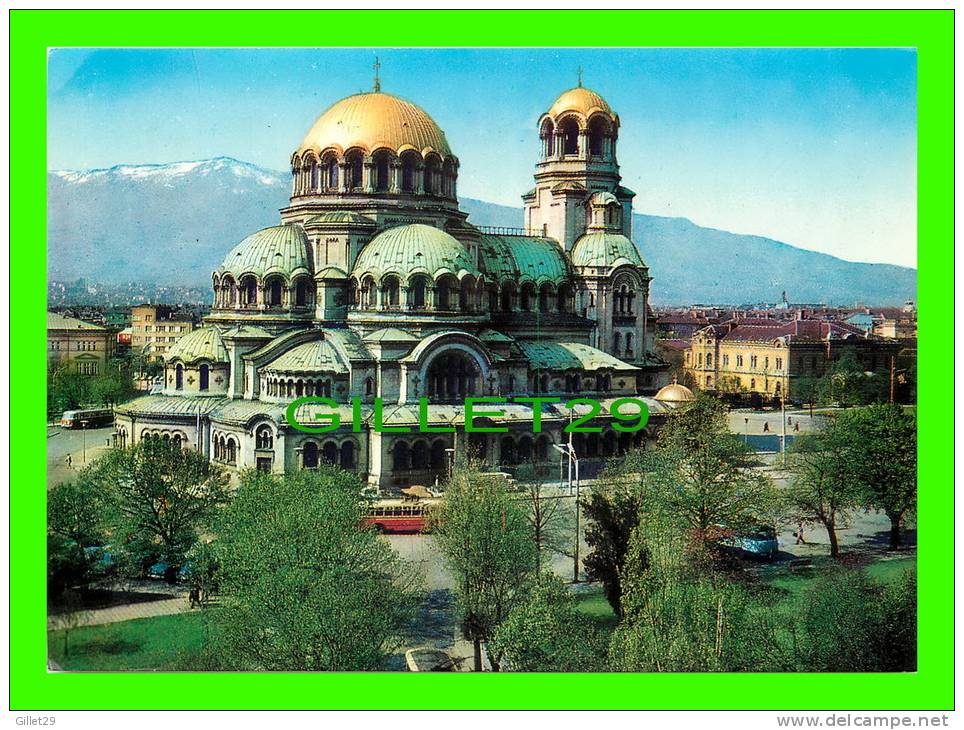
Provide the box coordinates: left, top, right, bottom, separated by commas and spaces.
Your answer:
262, 339, 348, 374
218, 224, 311, 279
570, 232, 646, 270
352, 224, 479, 282
165, 326, 228, 364
479, 234, 570, 285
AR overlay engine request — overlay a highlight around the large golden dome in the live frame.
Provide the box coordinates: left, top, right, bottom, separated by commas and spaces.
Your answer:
547, 86, 613, 119
296, 92, 453, 158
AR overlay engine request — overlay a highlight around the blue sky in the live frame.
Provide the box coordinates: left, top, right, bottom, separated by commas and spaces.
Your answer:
47, 47, 917, 268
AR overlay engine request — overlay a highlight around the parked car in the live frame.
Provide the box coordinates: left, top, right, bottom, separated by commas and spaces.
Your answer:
147, 561, 190, 581
718, 524, 779, 561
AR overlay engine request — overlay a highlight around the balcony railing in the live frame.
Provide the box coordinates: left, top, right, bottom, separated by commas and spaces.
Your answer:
477, 225, 545, 237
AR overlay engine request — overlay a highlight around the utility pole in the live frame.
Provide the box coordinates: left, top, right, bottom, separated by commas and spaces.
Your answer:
780, 396, 787, 467
889, 355, 896, 403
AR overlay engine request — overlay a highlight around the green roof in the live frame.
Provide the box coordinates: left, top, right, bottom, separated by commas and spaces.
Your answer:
307, 211, 376, 226
47, 312, 107, 331
165, 326, 228, 364
352, 224, 479, 283
218, 224, 311, 279
516, 341, 638, 371
479, 234, 570, 284
363, 328, 419, 343
570, 232, 646, 270
114, 395, 228, 417
262, 339, 348, 374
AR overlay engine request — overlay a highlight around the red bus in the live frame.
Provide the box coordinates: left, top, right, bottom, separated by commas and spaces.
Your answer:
365, 499, 438, 534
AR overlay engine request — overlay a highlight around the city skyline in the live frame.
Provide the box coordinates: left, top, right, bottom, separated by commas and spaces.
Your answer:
48, 47, 917, 268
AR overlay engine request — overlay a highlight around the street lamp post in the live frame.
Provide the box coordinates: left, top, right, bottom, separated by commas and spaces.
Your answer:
744, 417, 749, 445
552, 442, 581, 583
81, 420, 89, 463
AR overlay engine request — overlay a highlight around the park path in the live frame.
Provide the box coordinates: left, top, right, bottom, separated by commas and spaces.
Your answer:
48, 593, 192, 630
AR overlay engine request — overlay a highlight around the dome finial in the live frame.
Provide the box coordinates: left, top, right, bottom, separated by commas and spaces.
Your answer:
373, 56, 381, 93
577, 65, 583, 88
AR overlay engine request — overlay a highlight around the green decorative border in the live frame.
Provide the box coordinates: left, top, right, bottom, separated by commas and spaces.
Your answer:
11, 9, 953, 710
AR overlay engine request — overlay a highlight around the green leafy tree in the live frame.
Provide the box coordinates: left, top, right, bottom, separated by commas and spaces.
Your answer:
609, 521, 792, 672
816, 351, 887, 407
834, 404, 917, 549
582, 448, 653, 617
89, 364, 136, 406
212, 467, 418, 671
785, 420, 864, 559
47, 475, 108, 547
431, 464, 538, 671
47, 360, 89, 417
185, 539, 220, 606
491, 574, 609, 672
715, 375, 747, 395
797, 567, 916, 671
642, 393, 777, 544
89, 437, 230, 582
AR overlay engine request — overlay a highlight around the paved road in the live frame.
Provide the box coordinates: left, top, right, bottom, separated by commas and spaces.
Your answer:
47, 425, 114, 488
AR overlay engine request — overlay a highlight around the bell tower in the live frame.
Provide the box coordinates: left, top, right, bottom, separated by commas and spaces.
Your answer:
522, 81, 634, 251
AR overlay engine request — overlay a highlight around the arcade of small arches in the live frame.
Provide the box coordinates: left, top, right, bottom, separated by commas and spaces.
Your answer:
611, 331, 637, 360
212, 272, 315, 311
212, 432, 239, 465
261, 374, 336, 399
531, 369, 616, 394
299, 438, 358, 470
349, 273, 576, 316
136, 428, 188, 448
291, 148, 458, 200
539, 113, 617, 161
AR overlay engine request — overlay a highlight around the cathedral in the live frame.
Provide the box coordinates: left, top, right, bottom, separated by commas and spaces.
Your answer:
114, 78, 682, 489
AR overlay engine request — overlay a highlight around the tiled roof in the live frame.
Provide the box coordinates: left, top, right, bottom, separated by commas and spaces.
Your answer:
218, 224, 312, 279
263, 339, 349, 374
165, 326, 228, 364
353, 224, 479, 282
114, 395, 227, 417
716, 319, 872, 344
479, 234, 570, 285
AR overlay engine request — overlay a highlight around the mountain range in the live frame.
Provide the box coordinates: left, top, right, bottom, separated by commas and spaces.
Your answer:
47, 157, 916, 306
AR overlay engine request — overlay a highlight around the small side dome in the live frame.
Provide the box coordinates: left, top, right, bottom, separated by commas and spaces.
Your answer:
165, 326, 228, 364
655, 381, 695, 403
570, 232, 646, 270
352, 224, 479, 281
218, 224, 311, 279
262, 339, 349, 375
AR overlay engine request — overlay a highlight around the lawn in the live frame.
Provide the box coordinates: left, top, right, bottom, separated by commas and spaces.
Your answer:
48, 611, 208, 671
574, 586, 619, 632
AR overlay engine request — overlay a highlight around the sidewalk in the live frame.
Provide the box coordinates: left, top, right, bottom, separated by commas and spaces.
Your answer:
48, 592, 191, 630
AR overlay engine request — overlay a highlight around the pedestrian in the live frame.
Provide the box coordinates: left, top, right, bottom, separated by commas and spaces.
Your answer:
189, 587, 201, 609
795, 522, 806, 545
65, 454, 72, 469
794, 422, 800, 433
763, 421, 770, 433
787, 416, 792, 426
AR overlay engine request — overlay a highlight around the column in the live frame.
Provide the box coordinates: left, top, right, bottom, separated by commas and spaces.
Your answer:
363, 157, 375, 193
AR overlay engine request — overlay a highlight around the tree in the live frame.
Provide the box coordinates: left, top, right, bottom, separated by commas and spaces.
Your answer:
491, 574, 608, 672
212, 467, 418, 671
609, 521, 791, 672
715, 375, 747, 395
834, 404, 917, 549
47, 360, 89, 418
89, 364, 136, 406
431, 465, 538, 671
642, 393, 777, 545
89, 437, 230, 582
796, 567, 916, 671
47, 475, 108, 547
794, 375, 820, 416
785, 420, 864, 559
582, 448, 652, 617
816, 351, 887, 407
512, 464, 574, 574
50, 589, 93, 661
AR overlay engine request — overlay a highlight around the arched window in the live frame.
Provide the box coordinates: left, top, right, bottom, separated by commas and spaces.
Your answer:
442, 159, 456, 198
500, 284, 514, 312
436, 276, 457, 310
294, 277, 312, 308
240, 276, 258, 308
423, 156, 439, 195
411, 441, 428, 470
347, 152, 364, 190
266, 277, 283, 307
303, 441, 319, 469
175, 364, 184, 390
560, 118, 580, 155
373, 151, 391, 192
340, 441, 355, 469
427, 351, 481, 402
348, 278, 359, 308
361, 276, 377, 308
326, 156, 339, 190
625, 332, 634, 357
309, 158, 319, 190
226, 437, 237, 465
557, 284, 570, 313
538, 284, 553, 312
613, 332, 621, 353
588, 116, 609, 158
401, 153, 418, 193
517, 436, 533, 463
393, 441, 410, 471
430, 439, 446, 469
500, 437, 516, 465
409, 276, 428, 309
382, 276, 400, 309
365, 376, 374, 396
540, 119, 555, 158
322, 441, 338, 465
459, 277, 475, 312
536, 435, 550, 461
199, 364, 209, 391
520, 283, 535, 311
256, 425, 273, 450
